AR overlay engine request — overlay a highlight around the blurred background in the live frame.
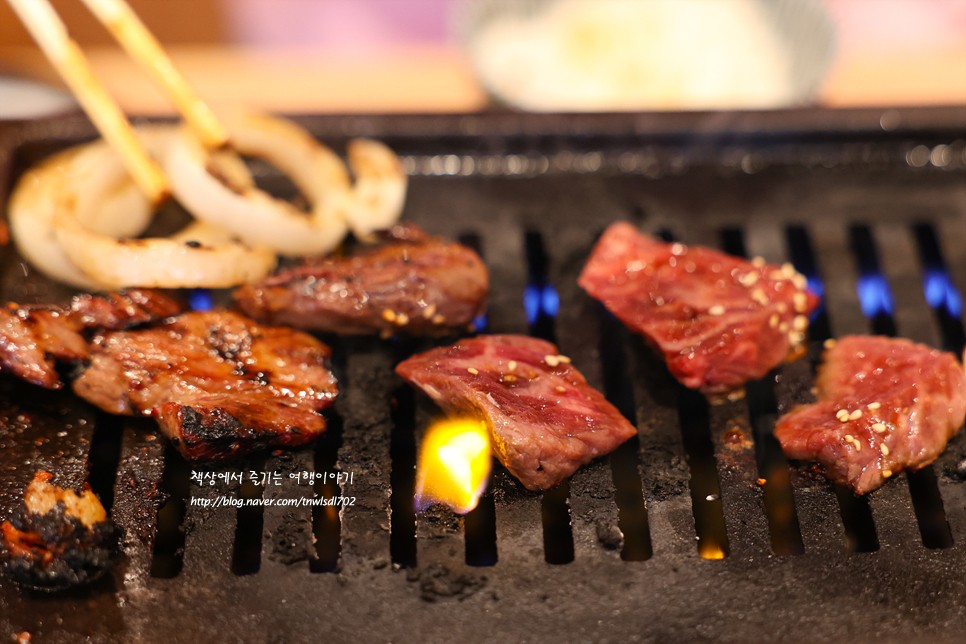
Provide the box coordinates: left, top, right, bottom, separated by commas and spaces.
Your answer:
0, 0, 964, 117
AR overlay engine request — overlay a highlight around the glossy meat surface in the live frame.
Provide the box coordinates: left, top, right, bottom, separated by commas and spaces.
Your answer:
396, 334, 637, 490
0, 306, 87, 389
579, 222, 819, 395
234, 224, 488, 336
73, 310, 338, 461
774, 336, 966, 494
0, 289, 181, 389
67, 288, 181, 330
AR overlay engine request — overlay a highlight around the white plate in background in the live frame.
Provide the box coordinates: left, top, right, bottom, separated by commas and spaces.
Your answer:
0, 76, 77, 120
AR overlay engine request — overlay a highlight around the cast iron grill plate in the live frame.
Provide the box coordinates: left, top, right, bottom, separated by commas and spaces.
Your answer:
1, 108, 965, 642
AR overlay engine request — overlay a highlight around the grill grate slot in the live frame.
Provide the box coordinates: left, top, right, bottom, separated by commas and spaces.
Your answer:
598, 312, 653, 561
458, 231, 500, 567
463, 490, 499, 567
388, 380, 418, 567
86, 413, 123, 517
149, 445, 191, 578
677, 386, 732, 559
231, 455, 267, 575
849, 226, 897, 335
912, 223, 966, 352
906, 467, 953, 549
849, 223, 954, 549
540, 483, 575, 564
310, 406, 345, 572
524, 230, 575, 565
786, 225, 880, 553
745, 378, 805, 555
722, 227, 805, 556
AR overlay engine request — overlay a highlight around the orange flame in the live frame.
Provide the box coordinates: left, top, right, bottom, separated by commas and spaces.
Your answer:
698, 541, 727, 560
415, 419, 491, 515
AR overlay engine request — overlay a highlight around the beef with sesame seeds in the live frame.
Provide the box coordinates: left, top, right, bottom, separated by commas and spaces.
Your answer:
0, 471, 119, 591
578, 222, 819, 396
396, 334, 637, 490
233, 223, 488, 336
72, 310, 338, 462
774, 336, 966, 494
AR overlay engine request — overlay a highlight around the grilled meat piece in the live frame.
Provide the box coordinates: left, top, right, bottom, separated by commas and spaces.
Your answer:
774, 336, 966, 494
0, 306, 87, 389
0, 289, 181, 389
72, 310, 338, 461
68, 288, 181, 330
0, 471, 119, 591
234, 223, 488, 336
396, 334, 637, 490
579, 222, 819, 396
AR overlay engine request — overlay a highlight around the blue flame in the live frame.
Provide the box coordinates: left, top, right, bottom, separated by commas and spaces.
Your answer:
524, 284, 560, 325
188, 288, 214, 312
806, 275, 825, 299
524, 285, 540, 324
542, 285, 560, 317
804, 275, 826, 320
923, 269, 963, 317
856, 274, 894, 317
472, 313, 489, 333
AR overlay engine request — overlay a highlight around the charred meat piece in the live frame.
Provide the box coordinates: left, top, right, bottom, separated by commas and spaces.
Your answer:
67, 288, 182, 330
396, 334, 637, 490
774, 336, 966, 494
579, 222, 819, 396
0, 471, 119, 591
234, 223, 489, 336
72, 310, 338, 462
0, 289, 182, 389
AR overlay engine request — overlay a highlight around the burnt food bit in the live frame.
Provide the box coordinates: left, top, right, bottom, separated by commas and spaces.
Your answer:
578, 222, 819, 396
72, 310, 339, 462
774, 336, 966, 494
234, 223, 489, 336
0, 471, 119, 591
396, 334, 637, 491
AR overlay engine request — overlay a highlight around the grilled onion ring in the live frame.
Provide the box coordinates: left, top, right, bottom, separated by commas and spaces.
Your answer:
163, 112, 406, 255
9, 126, 276, 290
9, 129, 162, 289
53, 215, 276, 289
344, 138, 408, 239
